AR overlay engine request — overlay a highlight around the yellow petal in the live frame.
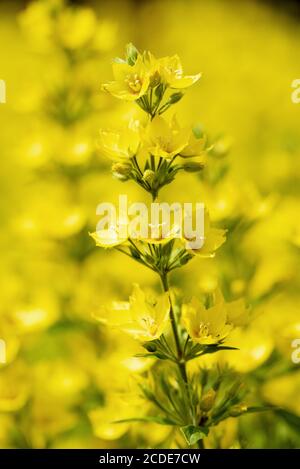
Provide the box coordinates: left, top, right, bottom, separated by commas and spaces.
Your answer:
89, 229, 127, 248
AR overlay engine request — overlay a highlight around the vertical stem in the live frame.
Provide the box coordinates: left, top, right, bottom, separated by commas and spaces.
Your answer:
160, 272, 201, 438
152, 191, 158, 202
160, 272, 188, 385
197, 439, 205, 449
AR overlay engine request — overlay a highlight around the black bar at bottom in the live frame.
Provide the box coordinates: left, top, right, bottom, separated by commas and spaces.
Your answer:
0, 449, 298, 467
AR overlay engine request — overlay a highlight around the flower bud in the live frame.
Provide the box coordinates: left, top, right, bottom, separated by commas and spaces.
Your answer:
112, 161, 132, 181
228, 404, 248, 417
143, 342, 157, 352
210, 137, 232, 158
126, 43, 139, 66
168, 92, 184, 104
182, 160, 205, 172
200, 389, 216, 412
143, 169, 155, 184
150, 71, 161, 88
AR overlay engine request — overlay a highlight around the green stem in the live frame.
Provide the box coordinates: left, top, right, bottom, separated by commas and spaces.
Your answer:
197, 439, 205, 449
160, 272, 188, 384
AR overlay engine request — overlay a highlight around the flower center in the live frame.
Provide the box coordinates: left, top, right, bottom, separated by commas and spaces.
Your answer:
126, 74, 142, 93
141, 316, 157, 336
156, 136, 173, 152
198, 322, 210, 338
166, 66, 182, 78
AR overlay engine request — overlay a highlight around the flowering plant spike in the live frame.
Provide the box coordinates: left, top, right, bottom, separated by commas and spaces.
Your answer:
92, 44, 273, 448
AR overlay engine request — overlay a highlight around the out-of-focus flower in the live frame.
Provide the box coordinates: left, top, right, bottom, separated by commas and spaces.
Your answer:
89, 378, 146, 441
262, 373, 300, 416
212, 288, 249, 327
223, 328, 273, 372
0, 365, 29, 412
89, 395, 134, 441
29, 398, 78, 448
18, 0, 60, 51
93, 20, 117, 53
12, 293, 59, 334
33, 361, 88, 403
20, 0, 116, 56
56, 7, 97, 50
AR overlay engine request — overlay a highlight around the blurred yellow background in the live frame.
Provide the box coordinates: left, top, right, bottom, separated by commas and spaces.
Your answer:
0, 0, 299, 448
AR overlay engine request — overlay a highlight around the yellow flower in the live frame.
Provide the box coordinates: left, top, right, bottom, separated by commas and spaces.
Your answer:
182, 287, 249, 346
18, 0, 56, 52
183, 209, 226, 257
89, 388, 144, 440
144, 115, 189, 159
89, 225, 128, 249
262, 373, 300, 416
96, 284, 170, 342
226, 298, 249, 327
132, 220, 181, 245
12, 293, 59, 334
97, 120, 140, 161
213, 288, 249, 327
179, 130, 207, 158
159, 54, 201, 89
89, 399, 131, 440
224, 327, 273, 372
182, 296, 232, 345
102, 55, 151, 101
0, 364, 29, 412
56, 7, 97, 50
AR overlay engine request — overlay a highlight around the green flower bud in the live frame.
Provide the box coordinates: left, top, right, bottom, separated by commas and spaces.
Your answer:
126, 43, 139, 66
112, 161, 132, 181
228, 404, 248, 417
168, 92, 184, 104
200, 389, 216, 412
143, 169, 155, 184
150, 71, 161, 88
210, 136, 232, 158
143, 342, 157, 352
182, 160, 205, 172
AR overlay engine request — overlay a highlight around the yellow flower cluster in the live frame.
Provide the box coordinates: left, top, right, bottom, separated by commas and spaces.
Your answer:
102, 47, 200, 101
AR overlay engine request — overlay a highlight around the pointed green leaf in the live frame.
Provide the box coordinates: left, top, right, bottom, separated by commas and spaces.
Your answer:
126, 43, 139, 65
181, 425, 209, 446
114, 415, 175, 425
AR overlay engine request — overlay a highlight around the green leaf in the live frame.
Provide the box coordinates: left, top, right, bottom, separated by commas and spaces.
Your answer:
244, 405, 276, 414
181, 425, 209, 446
134, 353, 157, 358
204, 345, 239, 354
126, 43, 139, 65
114, 415, 175, 426
228, 404, 276, 418
155, 83, 165, 99
186, 344, 238, 361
